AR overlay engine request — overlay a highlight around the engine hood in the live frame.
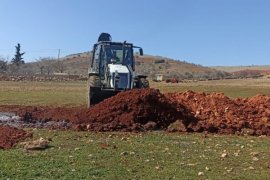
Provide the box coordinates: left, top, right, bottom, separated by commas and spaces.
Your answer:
107, 64, 131, 89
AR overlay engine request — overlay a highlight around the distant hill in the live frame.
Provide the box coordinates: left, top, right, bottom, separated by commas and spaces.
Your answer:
61, 52, 229, 80
229, 69, 270, 78
212, 65, 270, 78
11, 52, 229, 80
212, 65, 270, 73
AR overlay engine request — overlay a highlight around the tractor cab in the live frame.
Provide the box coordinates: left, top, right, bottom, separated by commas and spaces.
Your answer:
103, 43, 133, 67
87, 33, 148, 107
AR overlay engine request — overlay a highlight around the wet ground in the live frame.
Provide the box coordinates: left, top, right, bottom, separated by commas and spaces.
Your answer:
0, 112, 72, 129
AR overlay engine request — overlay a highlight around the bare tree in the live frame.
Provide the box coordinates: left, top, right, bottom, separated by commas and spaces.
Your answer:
0, 56, 8, 73
35, 57, 45, 75
35, 57, 55, 75
54, 59, 66, 73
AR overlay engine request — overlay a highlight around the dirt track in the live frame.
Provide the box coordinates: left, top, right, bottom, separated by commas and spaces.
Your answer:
0, 88, 269, 149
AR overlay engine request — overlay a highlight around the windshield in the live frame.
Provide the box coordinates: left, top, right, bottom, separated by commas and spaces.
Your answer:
103, 44, 133, 65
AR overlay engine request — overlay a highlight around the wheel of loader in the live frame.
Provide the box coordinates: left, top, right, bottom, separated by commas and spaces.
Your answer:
87, 75, 100, 108
139, 78, 150, 88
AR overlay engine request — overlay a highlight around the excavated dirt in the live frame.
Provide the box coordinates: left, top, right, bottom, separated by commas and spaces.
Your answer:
0, 88, 269, 136
72, 89, 192, 131
0, 89, 191, 131
166, 91, 270, 135
0, 125, 32, 149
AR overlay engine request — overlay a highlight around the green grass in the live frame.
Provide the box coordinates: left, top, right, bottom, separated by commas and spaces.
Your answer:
0, 130, 269, 179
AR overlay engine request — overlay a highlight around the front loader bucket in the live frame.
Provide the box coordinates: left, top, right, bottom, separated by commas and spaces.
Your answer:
87, 87, 119, 107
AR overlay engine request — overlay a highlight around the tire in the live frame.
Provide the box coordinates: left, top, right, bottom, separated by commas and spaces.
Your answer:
87, 75, 100, 108
138, 78, 150, 88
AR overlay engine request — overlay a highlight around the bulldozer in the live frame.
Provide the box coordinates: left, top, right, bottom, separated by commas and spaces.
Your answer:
87, 33, 149, 107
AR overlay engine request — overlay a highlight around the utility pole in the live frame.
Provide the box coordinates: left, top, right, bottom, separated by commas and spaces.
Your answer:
57, 49, 61, 73
57, 49, 60, 62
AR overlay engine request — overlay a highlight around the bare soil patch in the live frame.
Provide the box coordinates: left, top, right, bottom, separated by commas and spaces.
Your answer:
0, 125, 32, 149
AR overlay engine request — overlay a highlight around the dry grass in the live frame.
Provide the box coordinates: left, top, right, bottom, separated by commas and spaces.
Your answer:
152, 78, 270, 98
0, 81, 86, 106
0, 78, 269, 106
212, 65, 270, 73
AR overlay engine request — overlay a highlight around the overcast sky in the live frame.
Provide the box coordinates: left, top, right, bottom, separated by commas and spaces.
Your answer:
0, 0, 270, 66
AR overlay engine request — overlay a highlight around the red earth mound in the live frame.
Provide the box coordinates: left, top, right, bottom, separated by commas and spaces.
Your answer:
0, 89, 188, 131
0, 89, 269, 135
0, 125, 32, 149
73, 88, 191, 131
166, 91, 270, 135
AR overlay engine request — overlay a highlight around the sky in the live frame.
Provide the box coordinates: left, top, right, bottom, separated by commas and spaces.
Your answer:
0, 0, 270, 66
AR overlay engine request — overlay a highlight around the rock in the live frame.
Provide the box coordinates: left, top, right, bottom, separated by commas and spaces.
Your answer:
221, 153, 228, 158
241, 128, 255, 135
143, 121, 157, 130
250, 152, 259, 156
198, 172, 204, 176
167, 120, 187, 132
21, 137, 50, 150
120, 151, 128, 156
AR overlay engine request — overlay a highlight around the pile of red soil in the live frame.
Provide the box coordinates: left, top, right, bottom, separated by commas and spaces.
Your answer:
73, 89, 190, 131
0, 125, 32, 149
0, 89, 269, 135
166, 91, 270, 135
1, 89, 187, 131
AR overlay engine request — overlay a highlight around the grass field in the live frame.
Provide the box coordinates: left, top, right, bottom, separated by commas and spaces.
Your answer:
1, 130, 270, 179
152, 78, 270, 98
0, 78, 269, 106
0, 81, 85, 106
0, 79, 270, 179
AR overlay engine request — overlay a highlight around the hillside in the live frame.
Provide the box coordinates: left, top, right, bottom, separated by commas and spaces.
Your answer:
136, 56, 229, 79
62, 52, 229, 80
212, 65, 270, 73
5, 52, 229, 80
212, 65, 270, 78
